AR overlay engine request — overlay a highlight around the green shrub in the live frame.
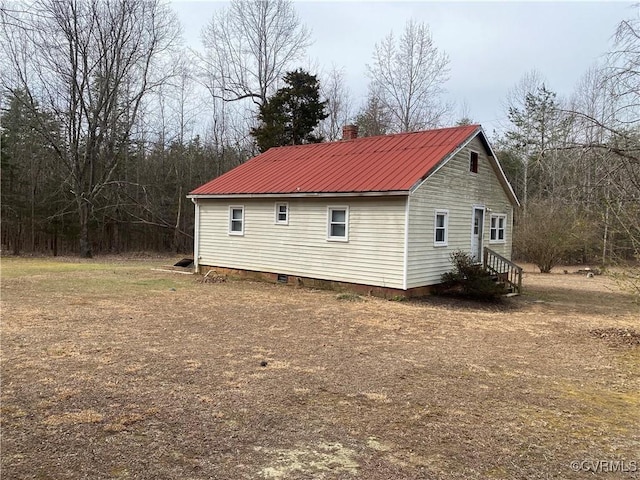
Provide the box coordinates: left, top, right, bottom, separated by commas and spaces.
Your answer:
440, 250, 506, 301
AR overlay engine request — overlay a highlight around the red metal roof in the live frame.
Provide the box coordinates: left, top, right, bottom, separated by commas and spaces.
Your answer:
190, 125, 482, 196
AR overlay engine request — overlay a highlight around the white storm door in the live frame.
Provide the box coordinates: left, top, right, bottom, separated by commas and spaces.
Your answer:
471, 207, 484, 262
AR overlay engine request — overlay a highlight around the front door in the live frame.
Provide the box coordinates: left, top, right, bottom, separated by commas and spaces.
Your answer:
471, 207, 484, 262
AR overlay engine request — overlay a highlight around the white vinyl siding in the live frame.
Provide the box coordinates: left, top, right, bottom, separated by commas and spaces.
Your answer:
198, 197, 406, 289
406, 135, 514, 288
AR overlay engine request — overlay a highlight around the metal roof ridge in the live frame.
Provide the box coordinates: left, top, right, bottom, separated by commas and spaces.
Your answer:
263, 124, 481, 152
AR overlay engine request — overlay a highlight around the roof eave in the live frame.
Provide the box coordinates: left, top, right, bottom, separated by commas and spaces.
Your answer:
187, 190, 410, 200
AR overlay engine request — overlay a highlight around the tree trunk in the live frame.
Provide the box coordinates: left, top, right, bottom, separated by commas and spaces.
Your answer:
522, 160, 529, 210
602, 203, 609, 265
52, 222, 58, 257
78, 202, 92, 258
12, 222, 22, 256
173, 185, 183, 253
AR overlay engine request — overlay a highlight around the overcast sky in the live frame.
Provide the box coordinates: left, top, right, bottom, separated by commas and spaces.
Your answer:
172, 1, 634, 136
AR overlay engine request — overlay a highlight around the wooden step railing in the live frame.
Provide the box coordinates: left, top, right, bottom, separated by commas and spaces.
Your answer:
483, 247, 523, 294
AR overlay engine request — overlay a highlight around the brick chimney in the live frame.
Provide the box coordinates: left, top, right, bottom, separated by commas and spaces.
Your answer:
342, 124, 358, 141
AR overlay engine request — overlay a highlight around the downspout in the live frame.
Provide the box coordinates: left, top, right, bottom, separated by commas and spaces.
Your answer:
191, 197, 200, 274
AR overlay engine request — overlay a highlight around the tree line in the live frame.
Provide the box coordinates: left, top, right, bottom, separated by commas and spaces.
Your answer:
1, 0, 638, 276
496, 49, 639, 273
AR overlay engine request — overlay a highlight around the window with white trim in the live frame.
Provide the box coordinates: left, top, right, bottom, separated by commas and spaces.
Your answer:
434, 210, 448, 246
327, 206, 349, 241
229, 206, 244, 235
490, 214, 506, 242
275, 202, 289, 225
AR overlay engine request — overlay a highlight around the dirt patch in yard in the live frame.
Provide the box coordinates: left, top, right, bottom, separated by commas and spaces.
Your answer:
1, 257, 639, 479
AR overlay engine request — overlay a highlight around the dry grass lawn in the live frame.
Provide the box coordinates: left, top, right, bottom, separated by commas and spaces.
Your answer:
1, 257, 639, 479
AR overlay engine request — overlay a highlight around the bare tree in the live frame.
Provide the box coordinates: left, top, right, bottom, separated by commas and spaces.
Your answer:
1, 0, 181, 257
152, 52, 203, 148
200, 0, 310, 108
513, 199, 587, 273
601, 17, 640, 268
608, 13, 640, 126
318, 66, 353, 141
366, 19, 450, 133
567, 12, 640, 268
355, 88, 392, 138
566, 66, 619, 263
454, 99, 474, 126
171, 54, 202, 146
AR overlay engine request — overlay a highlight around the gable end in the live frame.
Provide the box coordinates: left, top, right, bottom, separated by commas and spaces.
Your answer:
409, 128, 519, 207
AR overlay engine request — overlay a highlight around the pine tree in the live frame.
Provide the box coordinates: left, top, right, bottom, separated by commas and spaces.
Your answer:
251, 69, 328, 152
505, 85, 571, 205
1, 91, 63, 254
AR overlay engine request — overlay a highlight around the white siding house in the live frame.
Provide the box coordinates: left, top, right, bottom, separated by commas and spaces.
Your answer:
189, 125, 519, 296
